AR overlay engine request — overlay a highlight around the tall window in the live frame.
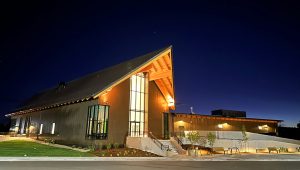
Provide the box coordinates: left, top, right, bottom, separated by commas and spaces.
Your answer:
39, 124, 43, 134
51, 123, 55, 134
129, 73, 148, 137
86, 105, 109, 140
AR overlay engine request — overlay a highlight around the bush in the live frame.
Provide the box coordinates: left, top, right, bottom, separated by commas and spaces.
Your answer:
113, 143, 119, 149
98, 143, 103, 150
88, 144, 96, 151
106, 143, 112, 150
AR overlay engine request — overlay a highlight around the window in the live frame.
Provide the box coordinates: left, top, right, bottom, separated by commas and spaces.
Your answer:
23, 116, 31, 134
129, 73, 148, 137
51, 123, 55, 134
86, 105, 109, 140
39, 124, 43, 134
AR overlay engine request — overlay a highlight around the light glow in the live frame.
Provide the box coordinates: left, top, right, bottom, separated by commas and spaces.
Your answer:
51, 123, 55, 134
39, 124, 43, 134
167, 96, 174, 107
218, 124, 223, 129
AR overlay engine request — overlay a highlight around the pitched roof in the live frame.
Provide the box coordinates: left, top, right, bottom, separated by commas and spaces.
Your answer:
13, 46, 172, 113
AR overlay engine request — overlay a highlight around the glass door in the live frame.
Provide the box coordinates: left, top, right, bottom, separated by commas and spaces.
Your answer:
163, 113, 169, 139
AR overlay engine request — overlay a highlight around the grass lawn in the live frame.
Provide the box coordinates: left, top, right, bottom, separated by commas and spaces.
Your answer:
0, 140, 94, 157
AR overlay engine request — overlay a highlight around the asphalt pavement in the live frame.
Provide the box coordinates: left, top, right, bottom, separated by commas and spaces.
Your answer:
0, 161, 300, 170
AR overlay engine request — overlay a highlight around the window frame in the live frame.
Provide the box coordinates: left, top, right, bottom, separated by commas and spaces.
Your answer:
85, 104, 110, 140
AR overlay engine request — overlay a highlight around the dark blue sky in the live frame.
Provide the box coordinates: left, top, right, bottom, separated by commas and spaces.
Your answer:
0, 1, 299, 126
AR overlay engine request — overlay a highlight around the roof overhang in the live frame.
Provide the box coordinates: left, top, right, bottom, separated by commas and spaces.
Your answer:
174, 113, 283, 123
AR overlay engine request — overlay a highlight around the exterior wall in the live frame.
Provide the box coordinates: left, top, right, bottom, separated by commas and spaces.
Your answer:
98, 78, 130, 145
11, 79, 130, 147
173, 114, 278, 135
12, 99, 98, 146
148, 81, 170, 139
10, 77, 171, 146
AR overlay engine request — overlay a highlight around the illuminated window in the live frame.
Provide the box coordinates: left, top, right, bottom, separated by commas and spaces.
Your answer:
51, 123, 55, 134
86, 105, 109, 140
39, 124, 43, 134
129, 73, 148, 137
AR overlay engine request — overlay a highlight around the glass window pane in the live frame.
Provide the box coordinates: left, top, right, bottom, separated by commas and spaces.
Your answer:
136, 76, 141, 92
131, 76, 136, 91
136, 92, 140, 111
130, 91, 135, 109
105, 106, 109, 121
141, 93, 144, 111
136, 111, 140, 121
130, 111, 135, 121
141, 112, 144, 122
141, 77, 145, 93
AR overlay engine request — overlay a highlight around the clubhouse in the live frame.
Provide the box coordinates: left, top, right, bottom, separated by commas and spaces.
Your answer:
6, 46, 281, 147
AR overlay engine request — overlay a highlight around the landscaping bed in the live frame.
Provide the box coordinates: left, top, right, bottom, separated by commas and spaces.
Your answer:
90, 148, 160, 157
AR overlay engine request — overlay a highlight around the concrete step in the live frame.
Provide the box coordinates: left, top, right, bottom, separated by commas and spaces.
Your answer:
159, 140, 179, 154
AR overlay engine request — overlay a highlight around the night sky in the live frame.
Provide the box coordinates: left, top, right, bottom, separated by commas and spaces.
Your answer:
0, 1, 300, 127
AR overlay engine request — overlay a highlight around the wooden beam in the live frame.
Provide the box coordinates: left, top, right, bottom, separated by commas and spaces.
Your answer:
162, 55, 171, 70
152, 60, 161, 72
157, 57, 168, 71
140, 64, 153, 72
149, 70, 172, 81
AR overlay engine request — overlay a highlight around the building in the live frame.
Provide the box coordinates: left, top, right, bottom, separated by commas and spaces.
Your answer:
172, 112, 282, 136
6, 46, 282, 149
6, 46, 175, 146
211, 109, 246, 118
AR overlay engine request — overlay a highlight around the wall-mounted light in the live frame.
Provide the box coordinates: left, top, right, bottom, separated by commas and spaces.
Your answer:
218, 123, 228, 129
167, 96, 174, 107
258, 125, 268, 130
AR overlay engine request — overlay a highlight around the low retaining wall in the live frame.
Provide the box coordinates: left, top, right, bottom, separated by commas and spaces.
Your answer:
126, 137, 166, 156
181, 131, 300, 153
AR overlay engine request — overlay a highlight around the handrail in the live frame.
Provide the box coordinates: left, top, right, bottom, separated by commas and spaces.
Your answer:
173, 133, 183, 146
148, 132, 170, 151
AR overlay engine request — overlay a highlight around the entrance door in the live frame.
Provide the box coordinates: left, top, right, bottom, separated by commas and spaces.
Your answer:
129, 121, 140, 137
163, 113, 169, 139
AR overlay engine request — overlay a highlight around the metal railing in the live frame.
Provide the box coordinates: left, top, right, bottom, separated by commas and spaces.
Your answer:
172, 132, 183, 146
148, 132, 170, 151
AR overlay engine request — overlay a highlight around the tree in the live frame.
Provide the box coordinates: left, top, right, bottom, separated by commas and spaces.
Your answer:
241, 125, 249, 142
297, 122, 300, 128
241, 125, 249, 152
206, 132, 216, 148
186, 131, 201, 150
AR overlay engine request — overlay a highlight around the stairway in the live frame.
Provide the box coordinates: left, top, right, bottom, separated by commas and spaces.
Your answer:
159, 140, 179, 155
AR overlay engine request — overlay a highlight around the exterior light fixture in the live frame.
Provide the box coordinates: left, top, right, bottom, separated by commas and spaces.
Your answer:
218, 124, 223, 129
167, 97, 174, 107
258, 126, 263, 130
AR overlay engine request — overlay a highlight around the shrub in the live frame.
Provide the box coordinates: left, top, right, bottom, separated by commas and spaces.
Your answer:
113, 143, 119, 149
106, 143, 112, 150
88, 144, 96, 151
98, 143, 103, 150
